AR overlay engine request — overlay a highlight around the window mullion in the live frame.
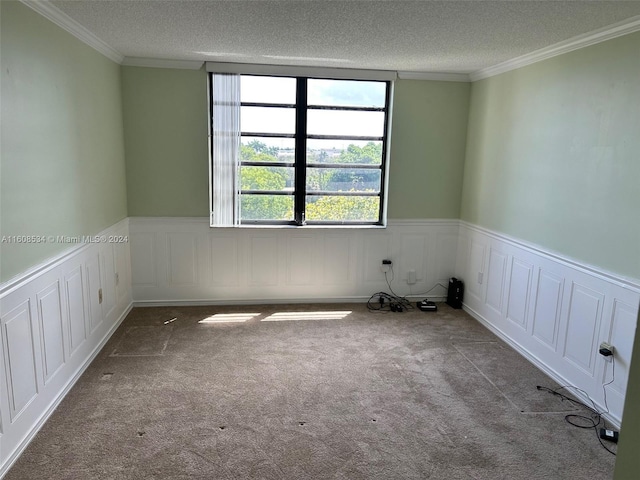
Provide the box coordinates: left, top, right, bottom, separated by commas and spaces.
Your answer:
294, 78, 308, 226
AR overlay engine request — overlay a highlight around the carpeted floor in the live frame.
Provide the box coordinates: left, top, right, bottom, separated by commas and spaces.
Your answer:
6, 303, 616, 479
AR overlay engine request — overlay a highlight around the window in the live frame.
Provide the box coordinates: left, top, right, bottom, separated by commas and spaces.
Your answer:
209, 68, 393, 227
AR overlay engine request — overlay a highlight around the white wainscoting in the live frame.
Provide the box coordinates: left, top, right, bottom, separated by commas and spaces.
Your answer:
129, 217, 460, 305
4, 214, 634, 476
456, 222, 640, 426
0, 219, 133, 477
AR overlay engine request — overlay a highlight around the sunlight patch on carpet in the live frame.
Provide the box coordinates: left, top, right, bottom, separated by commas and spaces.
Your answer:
199, 313, 261, 324
262, 311, 351, 322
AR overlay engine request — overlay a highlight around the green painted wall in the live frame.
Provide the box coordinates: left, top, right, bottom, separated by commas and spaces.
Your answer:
121, 70, 470, 219
461, 32, 640, 280
388, 80, 470, 218
121, 67, 209, 217
0, 1, 128, 282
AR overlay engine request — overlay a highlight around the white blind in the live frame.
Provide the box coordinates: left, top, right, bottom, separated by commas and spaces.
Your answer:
210, 73, 241, 227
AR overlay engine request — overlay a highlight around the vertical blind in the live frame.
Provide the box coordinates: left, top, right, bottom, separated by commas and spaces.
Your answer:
210, 73, 241, 227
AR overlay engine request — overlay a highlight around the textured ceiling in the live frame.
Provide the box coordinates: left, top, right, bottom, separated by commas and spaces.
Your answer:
51, 0, 640, 73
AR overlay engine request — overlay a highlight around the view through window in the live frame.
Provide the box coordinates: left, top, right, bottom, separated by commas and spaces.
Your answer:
213, 74, 391, 225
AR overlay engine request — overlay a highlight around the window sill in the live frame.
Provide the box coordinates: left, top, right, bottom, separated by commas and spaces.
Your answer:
213, 223, 387, 229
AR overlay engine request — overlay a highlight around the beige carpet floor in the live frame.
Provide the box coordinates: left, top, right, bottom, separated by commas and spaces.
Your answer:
5, 303, 616, 479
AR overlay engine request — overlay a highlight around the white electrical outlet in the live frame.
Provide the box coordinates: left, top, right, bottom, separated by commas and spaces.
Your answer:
477, 272, 484, 284
407, 270, 417, 285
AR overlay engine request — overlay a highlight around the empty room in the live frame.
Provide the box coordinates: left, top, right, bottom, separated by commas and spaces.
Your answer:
1, 1, 640, 478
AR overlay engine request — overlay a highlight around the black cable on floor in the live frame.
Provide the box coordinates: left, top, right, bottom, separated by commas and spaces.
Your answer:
366, 291, 413, 312
368, 265, 449, 313
537, 362, 617, 456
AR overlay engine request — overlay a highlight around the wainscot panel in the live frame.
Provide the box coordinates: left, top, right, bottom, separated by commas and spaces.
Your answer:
457, 221, 639, 426
129, 217, 460, 305
0, 219, 132, 477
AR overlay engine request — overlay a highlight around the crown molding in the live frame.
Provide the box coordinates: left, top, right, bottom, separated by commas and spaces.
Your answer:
20, 0, 124, 64
398, 71, 470, 82
122, 57, 205, 70
19, 2, 640, 83
470, 15, 640, 81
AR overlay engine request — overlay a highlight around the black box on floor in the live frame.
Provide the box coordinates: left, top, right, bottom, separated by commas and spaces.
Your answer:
599, 428, 619, 443
446, 278, 464, 309
417, 300, 437, 312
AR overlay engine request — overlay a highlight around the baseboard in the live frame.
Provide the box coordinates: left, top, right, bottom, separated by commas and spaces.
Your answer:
132, 294, 447, 308
0, 302, 132, 478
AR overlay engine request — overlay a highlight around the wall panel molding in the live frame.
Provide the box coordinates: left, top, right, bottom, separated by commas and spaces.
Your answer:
0, 219, 132, 477
35, 281, 66, 385
506, 258, 533, 332
167, 233, 198, 286
2, 300, 39, 422
129, 217, 460, 305
457, 222, 640, 426
64, 267, 87, 357
531, 269, 564, 351
562, 283, 604, 377
485, 248, 507, 315
85, 254, 103, 334
286, 235, 315, 286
